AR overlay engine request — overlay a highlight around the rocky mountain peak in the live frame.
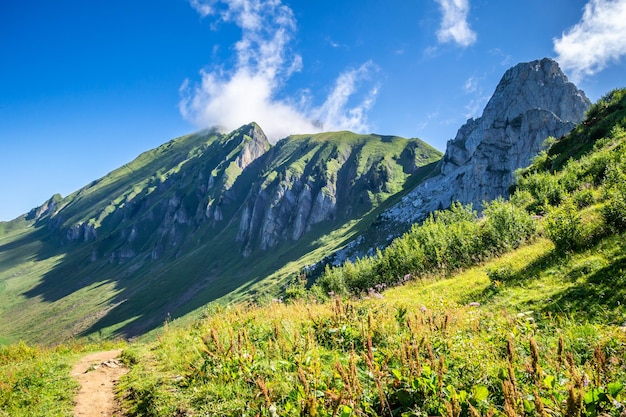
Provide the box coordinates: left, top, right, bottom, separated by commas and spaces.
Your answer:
384, 58, 591, 225
233, 122, 271, 170
483, 57, 589, 123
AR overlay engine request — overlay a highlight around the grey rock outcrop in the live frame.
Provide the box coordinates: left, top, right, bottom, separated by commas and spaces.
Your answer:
383, 58, 590, 224
235, 123, 269, 170
235, 134, 440, 256
236, 155, 343, 255
204, 123, 271, 223
66, 222, 97, 241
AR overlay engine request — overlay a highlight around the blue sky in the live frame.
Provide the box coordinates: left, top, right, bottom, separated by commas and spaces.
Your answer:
1, 0, 625, 221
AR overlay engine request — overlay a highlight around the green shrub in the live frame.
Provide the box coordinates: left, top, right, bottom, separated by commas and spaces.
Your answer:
572, 187, 595, 209
602, 163, 626, 231
544, 197, 583, 251
445, 218, 483, 268
383, 236, 426, 278
509, 189, 534, 210
316, 264, 349, 296
516, 171, 565, 213
481, 198, 536, 253
485, 264, 515, 282
345, 257, 378, 293
283, 274, 308, 302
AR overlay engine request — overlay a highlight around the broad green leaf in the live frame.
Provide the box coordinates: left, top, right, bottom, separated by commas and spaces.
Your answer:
608, 381, 624, 397
523, 399, 534, 413
458, 390, 468, 403
584, 388, 603, 404
339, 405, 353, 417
543, 374, 555, 389
472, 385, 489, 402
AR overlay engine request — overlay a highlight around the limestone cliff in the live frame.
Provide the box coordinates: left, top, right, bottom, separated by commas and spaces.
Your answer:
383, 58, 590, 225
236, 133, 440, 256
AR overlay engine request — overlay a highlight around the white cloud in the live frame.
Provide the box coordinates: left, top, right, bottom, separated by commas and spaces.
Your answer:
313, 62, 380, 133
462, 75, 489, 119
489, 48, 513, 67
435, 0, 477, 47
463, 98, 483, 119
463, 76, 479, 94
180, 0, 378, 142
416, 112, 439, 132
554, 0, 626, 83
326, 37, 341, 48
189, 0, 213, 17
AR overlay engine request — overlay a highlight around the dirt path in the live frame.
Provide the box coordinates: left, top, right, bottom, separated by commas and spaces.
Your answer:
71, 349, 128, 417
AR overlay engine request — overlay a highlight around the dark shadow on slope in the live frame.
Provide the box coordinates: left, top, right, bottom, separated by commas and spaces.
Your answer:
77, 157, 444, 340
57, 133, 212, 226
0, 226, 57, 271
75, 216, 354, 339
461, 248, 567, 306
21, 131, 255, 305
462, 235, 626, 325
541, 246, 626, 324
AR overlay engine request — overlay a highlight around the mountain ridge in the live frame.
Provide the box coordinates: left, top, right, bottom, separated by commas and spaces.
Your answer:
0, 124, 440, 343
0, 57, 591, 344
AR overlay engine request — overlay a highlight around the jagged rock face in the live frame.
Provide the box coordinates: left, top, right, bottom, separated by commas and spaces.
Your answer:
5, 58, 599, 343
235, 123, 269, 170
35, 124, 439, 263
384, 58, 591, 224
66, 222, 98, 242
204, 123, 271, 222
236, 134, 439, 255
43, 124, 272, 255
236, 148, 343, 254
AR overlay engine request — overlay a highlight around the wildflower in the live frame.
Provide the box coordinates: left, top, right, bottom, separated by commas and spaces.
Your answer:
403, 273, 411, 282
328, 291, 335, 297
420, 305, 427, 313
468, 301, 481, 307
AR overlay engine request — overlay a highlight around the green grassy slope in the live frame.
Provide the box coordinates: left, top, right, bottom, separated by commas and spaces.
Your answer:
0, 126, 441, 345
111, 89, 626, 417
114, 237, 626, 417
2, 89, 626, 417
0, 127, 259, 344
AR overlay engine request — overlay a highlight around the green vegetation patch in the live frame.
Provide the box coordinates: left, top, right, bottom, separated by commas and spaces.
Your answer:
5, 89, 626, 416
117, 250, 626, 416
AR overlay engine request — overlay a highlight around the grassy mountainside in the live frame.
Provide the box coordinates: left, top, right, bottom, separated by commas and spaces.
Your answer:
0, 126, 441, 345
2, 89, 626, 417
112, 89, 626, 416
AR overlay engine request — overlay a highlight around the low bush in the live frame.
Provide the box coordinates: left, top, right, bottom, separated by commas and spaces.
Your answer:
602, 163, 626, 232
544, 197, 583, 252
482, 197, 536, 253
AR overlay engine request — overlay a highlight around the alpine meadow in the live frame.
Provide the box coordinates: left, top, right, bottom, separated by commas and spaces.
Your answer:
1, 18, 626, 413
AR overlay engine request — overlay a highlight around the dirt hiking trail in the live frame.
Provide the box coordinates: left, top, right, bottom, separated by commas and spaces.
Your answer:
71, 349, 128, 417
